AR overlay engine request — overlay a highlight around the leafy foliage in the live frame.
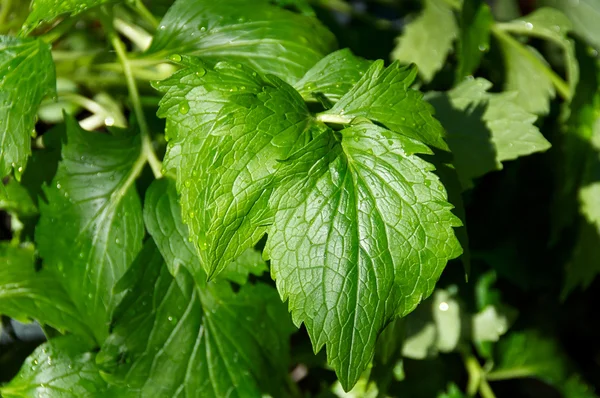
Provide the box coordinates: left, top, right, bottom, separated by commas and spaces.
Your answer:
1, 0, 600, 396
0, 36, 55, 183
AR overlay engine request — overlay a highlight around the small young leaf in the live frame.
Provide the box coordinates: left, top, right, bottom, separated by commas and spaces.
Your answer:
0, 243, 93, 340
427, 78, 550, 188
391, 0, 458, 83
35, 116, 144, 343
294, 49, 372, 103
0, 36, 55, 181
148, 0, 336, 83
266, 124, 461, 389
98, 239, 295, 397
22, 0, 118, 35
0, 335, 108, 397
321, 61, 449, 150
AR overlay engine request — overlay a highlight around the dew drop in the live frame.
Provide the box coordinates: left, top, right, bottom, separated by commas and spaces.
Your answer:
184, 180, 191, 188
160, 25, 166, 30
188, 211, 195, 219
524, 22, 533, 30
179, 101, 190, 115
169, 54, 182, 63
195, 68, 206, 77
105, 116, 115, 126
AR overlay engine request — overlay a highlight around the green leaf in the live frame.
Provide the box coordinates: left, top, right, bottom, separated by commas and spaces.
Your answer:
321, 61, 449, 151
489, 330, 598, 397
0, 335, 108, 397
563, 220, 600, 297
0, 243, 93, 340
391, 0, 458, 83
455, 0, 494, 81
220, 247, 267, 285
266, 123, 461, 389
22, 0, 118, 35
98, 239, 295, 397
294, 48, 372, 103
148, 0, 336, 83
0, 36, 55, 181
495, 8, 579, 113
155, 59, 319, 279
143, 178, 267, 287
401, 289, 462, 359
0, 179, 37, 216
35, 116, 144, 343
540, 0, 600, 51
497, 39, 556, 115
438, 383, 466, 398
427, 78, 551, 188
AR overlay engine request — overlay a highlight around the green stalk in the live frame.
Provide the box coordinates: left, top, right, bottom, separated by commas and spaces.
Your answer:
0, 0, 14, 29
101, 10, 163, 179
461, 349, 497, 398
131, 0, 159, 29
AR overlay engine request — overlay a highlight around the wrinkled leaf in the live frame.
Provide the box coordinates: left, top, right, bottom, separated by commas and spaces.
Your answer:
266, 124, 461, 389
321, 61, 449, 150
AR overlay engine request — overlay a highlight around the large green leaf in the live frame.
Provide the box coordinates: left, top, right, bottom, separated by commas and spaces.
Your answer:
426, 78, 550, 188
156, 58, 461, 390
35, 116, 144, 343
321, 61, 448, 151
391, 0, 458, 83
22, 0, 119, 34
0, 36, 55, 182
148, 0, 336, 83
266, 123, 461, 389
155, 58, 320, 279
495, 8, 579, 114
0, 336, 108, 397
143, 178, 267, 287
98, 240, 294, 397
0, 243, 92, 340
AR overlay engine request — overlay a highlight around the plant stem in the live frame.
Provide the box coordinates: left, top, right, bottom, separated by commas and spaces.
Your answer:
131, 0, 159, 29
461, 349, 497, 398
102, 11, 163, 179
0, 0, 14, 30
316, 113, 352, 125
486, 368, 535, 381
491, 25, 571, 100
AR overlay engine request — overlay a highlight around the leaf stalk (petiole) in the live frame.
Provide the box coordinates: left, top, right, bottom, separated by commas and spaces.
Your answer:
101, 10, 163, 179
